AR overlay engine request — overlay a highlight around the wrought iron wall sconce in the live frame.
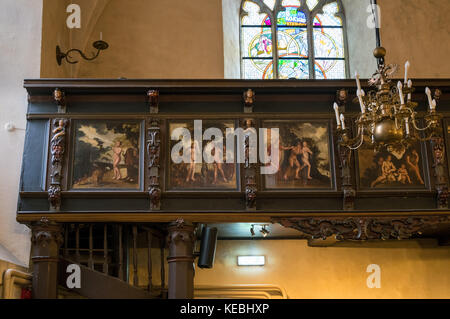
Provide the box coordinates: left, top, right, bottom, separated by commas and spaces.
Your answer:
56, 40, 109, 65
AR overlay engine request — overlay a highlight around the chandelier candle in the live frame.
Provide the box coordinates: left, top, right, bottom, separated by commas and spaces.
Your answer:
340, 114, 346, 130
355, 72, 362, 93
425, 87, 435, 111
407, 80, 412, 101
397, 81, 405, 105
333, 103, 341, 128
404, 61, 410, 84
357, 89, 366, 113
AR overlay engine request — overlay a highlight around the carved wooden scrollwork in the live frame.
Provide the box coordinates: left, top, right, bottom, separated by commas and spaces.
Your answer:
273, 216, 449, 241
149, 176, 161, 211
431, 135, 449, 209
243, 89, 255, 113
166, 218, 196, 245
31, 217, 64, 248
336, 90, 355, 210
336, 89, 348, 111
245, 175, 257, 209
148, 89, 159, 113
48, 118, 69, 211
147, 118, 161, 210
243, 119, 257, 210
338, 139, 355, 210
53, 88, 66, 113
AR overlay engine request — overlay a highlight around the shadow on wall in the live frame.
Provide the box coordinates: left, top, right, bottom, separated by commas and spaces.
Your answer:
41, 0, 224, 79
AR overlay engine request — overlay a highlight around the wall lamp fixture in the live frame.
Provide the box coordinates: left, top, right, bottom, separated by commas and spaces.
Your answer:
56, 36, 109, 65
260, 225, 269, 237
250, 224, 270, 237
237, 256, 265, 266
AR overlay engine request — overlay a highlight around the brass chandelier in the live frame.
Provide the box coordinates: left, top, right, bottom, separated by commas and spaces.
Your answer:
333, 47, 442, 152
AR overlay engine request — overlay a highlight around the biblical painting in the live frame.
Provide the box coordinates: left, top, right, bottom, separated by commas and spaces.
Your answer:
168, 120, 238, 190
72, 121, 141, 189
263, 120, 332, 189
358, 143, 426, 189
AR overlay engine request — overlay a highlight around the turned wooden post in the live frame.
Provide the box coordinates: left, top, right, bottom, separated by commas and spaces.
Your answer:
167, 219, 195, 299
30, 217, 63, 299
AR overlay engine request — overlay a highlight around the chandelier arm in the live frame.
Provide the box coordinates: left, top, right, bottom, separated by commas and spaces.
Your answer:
412, 131, 436, 142
346, 128, 365, 150
411, 118, 432, 131
347, 134, 364, 150
394, 116, 400, 130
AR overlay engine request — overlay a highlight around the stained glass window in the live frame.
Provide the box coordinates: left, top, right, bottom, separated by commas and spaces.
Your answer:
240, 0, 347, 79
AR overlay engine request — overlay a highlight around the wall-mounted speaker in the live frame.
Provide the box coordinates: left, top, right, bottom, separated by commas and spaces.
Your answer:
197, 226, 218, 269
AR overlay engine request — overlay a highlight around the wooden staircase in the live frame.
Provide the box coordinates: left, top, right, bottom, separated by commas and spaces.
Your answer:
58, 258, 157, 299
57, 223, 167, 299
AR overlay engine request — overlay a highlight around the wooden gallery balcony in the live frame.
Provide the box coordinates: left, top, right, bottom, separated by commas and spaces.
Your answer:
18, 79, 450, 298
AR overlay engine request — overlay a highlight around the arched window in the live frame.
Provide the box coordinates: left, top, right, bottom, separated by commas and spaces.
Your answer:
240, 0, 348, 79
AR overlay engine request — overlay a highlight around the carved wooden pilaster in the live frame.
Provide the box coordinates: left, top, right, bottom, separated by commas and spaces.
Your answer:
243, 89, 255, 113
431, 135, 448, 209
147, 89, 159, 113
53, 88, 66, 113
429, 89, 448, 209
336, 90, 355, 210
30, 217, 63, 299
338, 137, 355, 210
243, 119, 257, 210
167, 219, 195, 299
48, 119, 69, 211
273, 216, 449, 241
147, 118, 161, 210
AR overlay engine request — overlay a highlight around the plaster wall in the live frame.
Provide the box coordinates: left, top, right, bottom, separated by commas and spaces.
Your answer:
0, 0, 43, 267
342, 0, 377, 78
379, 0, 450, 79
222, 0, 241, 79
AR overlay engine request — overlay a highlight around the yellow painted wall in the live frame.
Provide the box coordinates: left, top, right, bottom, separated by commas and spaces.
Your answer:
194, 239, 450, 299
